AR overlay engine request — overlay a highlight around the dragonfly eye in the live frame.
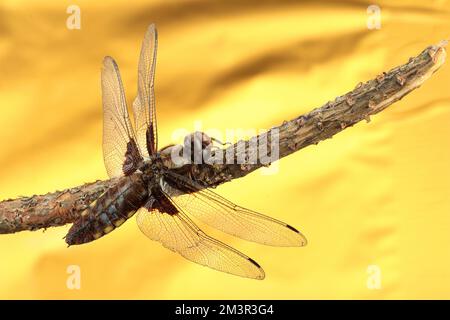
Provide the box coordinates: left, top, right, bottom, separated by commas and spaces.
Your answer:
183, 131, 213, 164
184, 132, 213, 149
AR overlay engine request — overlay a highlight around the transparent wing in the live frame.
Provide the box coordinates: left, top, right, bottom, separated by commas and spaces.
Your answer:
133, 23, 158, 158
102, 56, 142, 178
136, 206, 265, 280
163, 171, 307, 247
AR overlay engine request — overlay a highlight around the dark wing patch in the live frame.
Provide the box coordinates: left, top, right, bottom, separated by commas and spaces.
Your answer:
123, 139, 143, 176
102, 56, 143, 177
133, 24, 158, 157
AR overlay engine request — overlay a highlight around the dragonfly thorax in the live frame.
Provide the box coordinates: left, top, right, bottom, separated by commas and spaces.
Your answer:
137, 156, 163, 183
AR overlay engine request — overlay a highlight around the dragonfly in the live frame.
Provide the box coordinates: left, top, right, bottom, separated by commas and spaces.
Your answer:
65, 24, 307, 280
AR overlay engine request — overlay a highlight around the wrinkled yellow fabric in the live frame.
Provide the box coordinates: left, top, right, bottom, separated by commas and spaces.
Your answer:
0, 0, 449, 299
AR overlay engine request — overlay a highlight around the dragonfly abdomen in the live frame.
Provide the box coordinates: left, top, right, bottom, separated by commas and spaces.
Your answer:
65, 173, 148, 245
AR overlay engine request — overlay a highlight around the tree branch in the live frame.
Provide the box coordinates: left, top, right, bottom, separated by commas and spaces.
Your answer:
192, 41, 447, 187
0, 179, 117, 233
0, 41, 447, 235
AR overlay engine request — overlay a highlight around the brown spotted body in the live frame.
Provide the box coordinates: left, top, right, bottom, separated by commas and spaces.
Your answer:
66, 172, 148, 245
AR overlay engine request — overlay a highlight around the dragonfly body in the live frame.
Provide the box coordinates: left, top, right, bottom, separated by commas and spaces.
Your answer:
66, 155, 202, 245
65, 24, 307, 279
66, 171, 148, 245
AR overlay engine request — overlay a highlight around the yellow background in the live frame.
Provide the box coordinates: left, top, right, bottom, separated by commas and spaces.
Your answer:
0, 0, 449, 299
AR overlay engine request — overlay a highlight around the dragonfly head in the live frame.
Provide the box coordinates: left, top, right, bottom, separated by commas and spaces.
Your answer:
182, 131, 213, 163
155, 131, 224, 169
186, 131, 212, 148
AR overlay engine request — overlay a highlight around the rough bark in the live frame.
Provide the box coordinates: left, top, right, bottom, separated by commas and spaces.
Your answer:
192, 41, 448, 187
0, 179, 117, 233
0, 41, 447, 235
